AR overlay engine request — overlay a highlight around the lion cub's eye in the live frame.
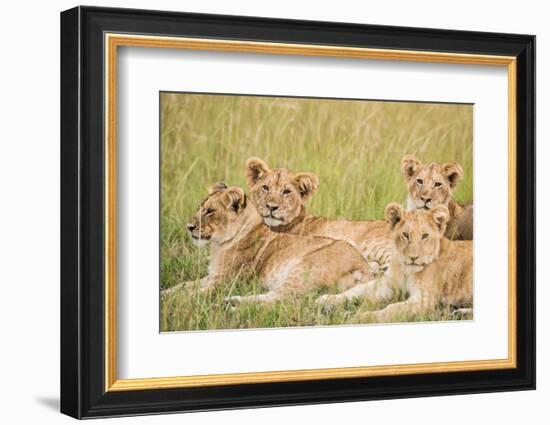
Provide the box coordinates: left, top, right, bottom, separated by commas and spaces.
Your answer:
282, 188, 292, 196
204, 208, 215, 216
401, 232, 410, 241
422, 233, 429, 240
416, 178, 423, 185
434, 182, 442, 187
261, 185, 269, 192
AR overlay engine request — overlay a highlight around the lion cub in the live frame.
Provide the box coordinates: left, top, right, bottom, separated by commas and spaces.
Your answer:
246, 157, 392, 272
163, 182, 375, 304
401, 155, 473, 240
317, 203, 473, 322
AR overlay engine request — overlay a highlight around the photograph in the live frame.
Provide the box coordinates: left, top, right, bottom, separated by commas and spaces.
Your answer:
159, 92, 474, 332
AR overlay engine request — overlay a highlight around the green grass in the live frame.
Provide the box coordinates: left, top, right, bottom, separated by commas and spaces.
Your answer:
160, 93, 473, 332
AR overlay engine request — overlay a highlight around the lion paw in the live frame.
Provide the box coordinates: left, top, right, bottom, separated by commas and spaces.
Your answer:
315, 294, 342, 308
223, 296, 243, 306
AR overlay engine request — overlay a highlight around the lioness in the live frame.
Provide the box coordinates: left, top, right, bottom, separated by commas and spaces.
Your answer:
317, 203, 473, 322
401, 155, 473, 240
163, 182, 376, 304
246, 157, 392, 272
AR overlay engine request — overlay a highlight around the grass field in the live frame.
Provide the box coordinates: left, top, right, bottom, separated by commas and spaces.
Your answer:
160, 92, 473, 332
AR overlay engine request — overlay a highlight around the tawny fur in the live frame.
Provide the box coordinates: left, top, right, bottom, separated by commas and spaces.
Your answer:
317, 203, 473, 322
245, 157, 393, 272
401, 155, 473, 240
163, 183, 376, 304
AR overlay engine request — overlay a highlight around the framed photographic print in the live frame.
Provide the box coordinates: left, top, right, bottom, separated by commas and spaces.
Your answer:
60, 6, 536, 419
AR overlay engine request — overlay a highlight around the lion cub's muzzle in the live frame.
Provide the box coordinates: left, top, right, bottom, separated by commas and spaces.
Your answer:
259, 204, 285, 227
405, 255, 423, 266
187, 223, 211, 244
403, 254, 432, 271
415, 198, 433, 210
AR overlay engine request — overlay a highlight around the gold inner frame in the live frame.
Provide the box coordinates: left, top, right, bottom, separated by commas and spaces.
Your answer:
104, 33, 517, 392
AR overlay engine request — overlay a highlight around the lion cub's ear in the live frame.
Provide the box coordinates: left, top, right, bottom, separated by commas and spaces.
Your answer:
442, 161, 464, 188
208, 181, 228, 194
385, 202, 404, 230
401, 155, 422, 180
431, 205, 450, 232
294, 172, 319, 201
222, 187, 247, 213
245, 157, 270, 187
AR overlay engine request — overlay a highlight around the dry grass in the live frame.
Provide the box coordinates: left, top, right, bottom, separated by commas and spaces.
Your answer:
160, 92, 473, 332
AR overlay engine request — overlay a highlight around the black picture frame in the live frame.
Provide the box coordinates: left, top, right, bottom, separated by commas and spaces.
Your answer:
60, 5, 535, 419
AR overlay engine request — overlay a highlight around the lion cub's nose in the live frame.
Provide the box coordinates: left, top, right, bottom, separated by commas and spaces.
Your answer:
267, 204, 279, 212
186, 224, 196, 231
409, 255, 419, 262
420, 196, 431, 203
